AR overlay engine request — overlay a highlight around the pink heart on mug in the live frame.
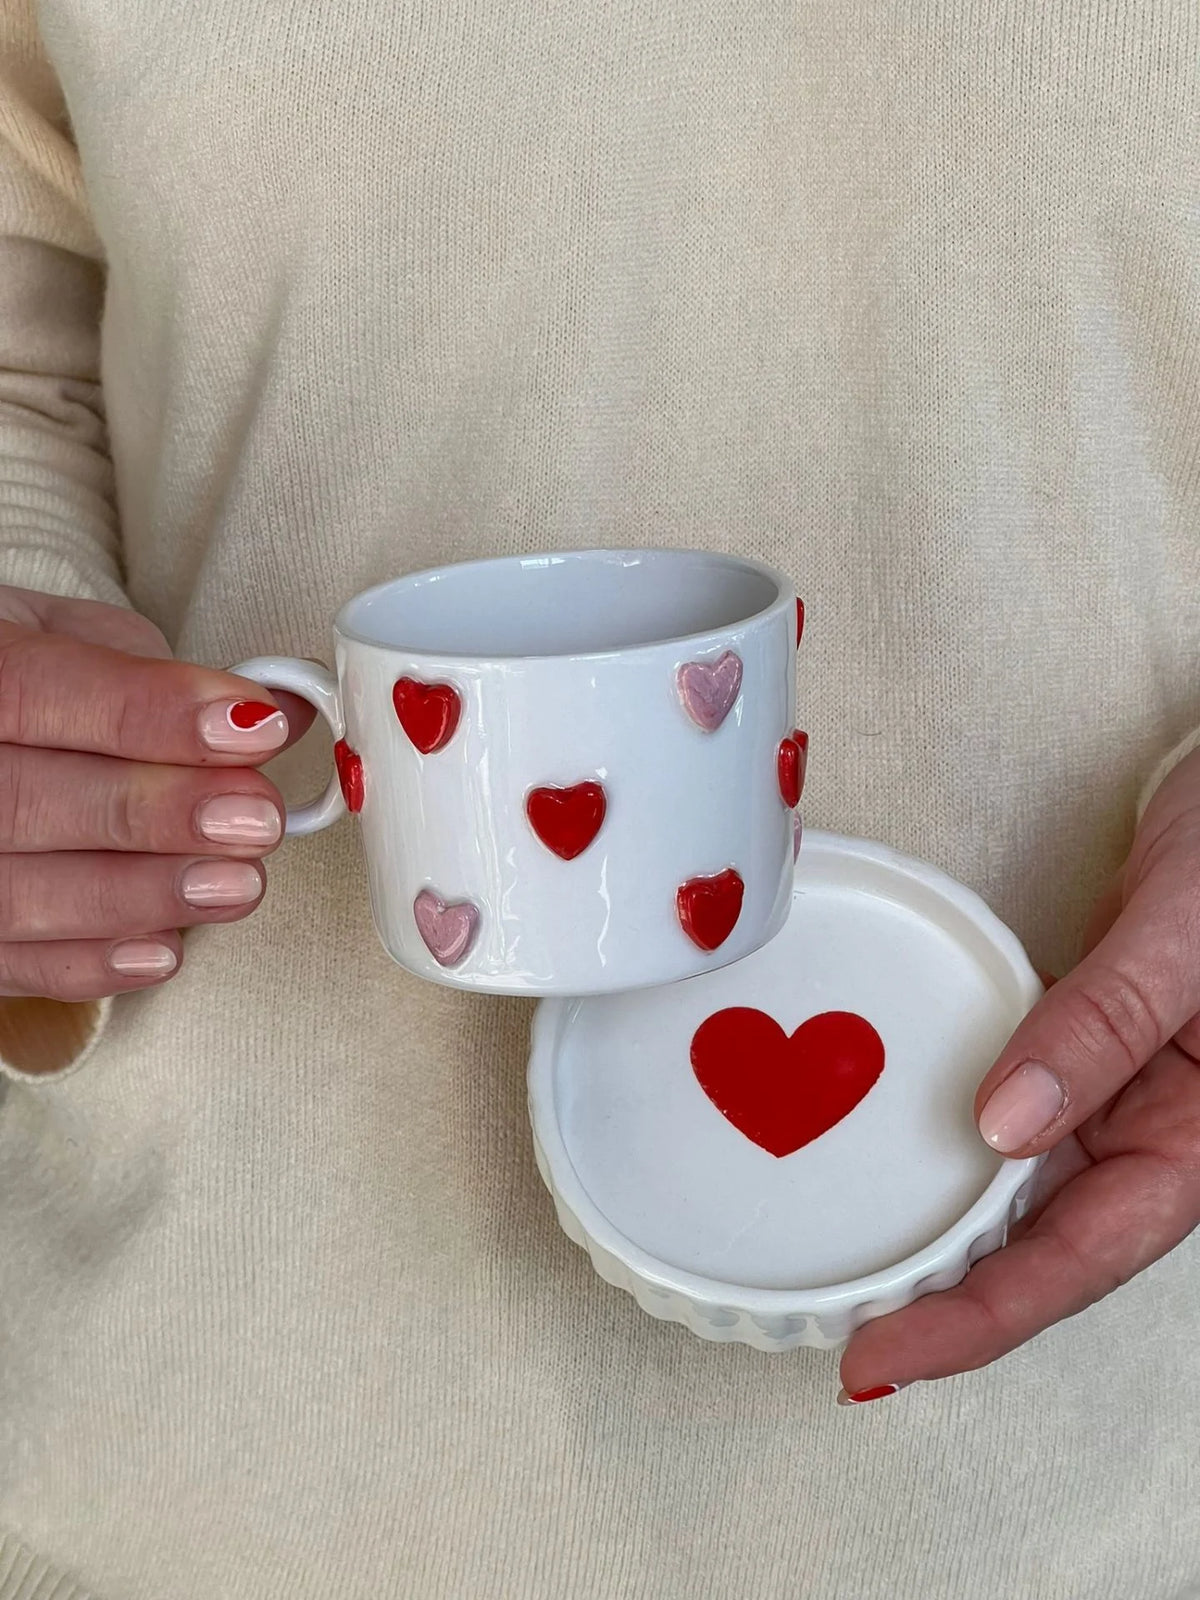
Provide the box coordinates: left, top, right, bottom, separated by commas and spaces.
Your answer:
413, 889, 480, 967
676, 650, 744, 731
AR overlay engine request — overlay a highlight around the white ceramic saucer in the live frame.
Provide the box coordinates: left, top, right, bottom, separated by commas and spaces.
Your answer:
528, 831, 1044, 1350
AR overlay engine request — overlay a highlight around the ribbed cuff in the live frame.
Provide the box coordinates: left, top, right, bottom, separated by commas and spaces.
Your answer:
0, 545, 127, 613
0, 1530, 96, 1600
0, 994, 112, 1082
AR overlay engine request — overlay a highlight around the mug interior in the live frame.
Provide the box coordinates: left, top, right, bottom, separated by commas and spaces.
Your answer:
338, 549, 782, 657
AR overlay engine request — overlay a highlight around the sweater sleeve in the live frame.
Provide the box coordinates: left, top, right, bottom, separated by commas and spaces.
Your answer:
0, 0, 123, 1078
0, 0, 122, 603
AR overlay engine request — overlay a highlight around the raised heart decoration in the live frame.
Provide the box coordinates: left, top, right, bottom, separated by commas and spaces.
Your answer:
676, 867, 744, 951
795, 597, 805, 647
526, 781, 607, 860
333, 738, 364, 813
676, 650, 743, 731
690, 1008, 885, 1157
393, 677, 462, 754
778, 730, 808, 808
413, 888, 480, 966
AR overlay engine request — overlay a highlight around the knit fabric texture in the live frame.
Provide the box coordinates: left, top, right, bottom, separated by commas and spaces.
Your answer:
1, 2, 1199, 1596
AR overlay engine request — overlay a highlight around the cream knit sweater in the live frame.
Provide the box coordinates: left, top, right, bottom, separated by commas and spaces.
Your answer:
1, 3, 1199, 1597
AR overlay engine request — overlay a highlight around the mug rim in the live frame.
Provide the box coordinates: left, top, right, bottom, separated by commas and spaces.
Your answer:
334, 547, 793, 661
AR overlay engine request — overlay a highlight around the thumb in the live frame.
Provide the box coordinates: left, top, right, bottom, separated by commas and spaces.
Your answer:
1078, 867, 1124, 957
973, 853, 1200, 1157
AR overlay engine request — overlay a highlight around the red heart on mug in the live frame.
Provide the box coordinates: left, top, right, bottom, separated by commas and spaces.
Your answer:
393, 677, 462, 753
526, 781, 607, 860
676, 868, 745, 951
690, 1008, 885, 1157
777, 731, 807, 808
333, 739, 364, 813
793, 729, 808, 791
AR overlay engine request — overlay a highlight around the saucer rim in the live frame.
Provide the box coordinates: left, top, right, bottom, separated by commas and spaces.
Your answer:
527, 828, 1044, 1319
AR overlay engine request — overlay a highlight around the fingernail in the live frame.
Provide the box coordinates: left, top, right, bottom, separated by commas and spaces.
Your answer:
978, 1060, 1066, 1153
196, 794, 283, 847
198, 701, 288, 754
108, 939, 178, 977
837, 1384, 906, 1406
180, 860, 263, 908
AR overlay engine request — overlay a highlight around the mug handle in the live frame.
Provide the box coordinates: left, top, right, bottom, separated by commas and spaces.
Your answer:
229, 656, 346, 837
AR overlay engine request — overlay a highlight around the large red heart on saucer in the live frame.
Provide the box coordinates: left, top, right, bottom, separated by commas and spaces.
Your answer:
690, 1008, 885, 1157
393, 677, 462, 753
526, 781, 607, 860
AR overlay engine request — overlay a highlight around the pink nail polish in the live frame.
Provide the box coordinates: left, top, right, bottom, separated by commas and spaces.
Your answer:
180, 860, 264, 908
198, 701, 288, 754
108, 939, 178, 977
978, 1060, 1066, 1153
196, 794, 282, 847
837, 1383, 906, 1406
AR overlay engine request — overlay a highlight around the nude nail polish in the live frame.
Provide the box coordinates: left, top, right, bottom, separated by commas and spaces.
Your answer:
108, 939, 178, 977
978, 1061, 1066, 1153
198, 701, 288, 754
180, 861, 264, 908
197, 794, 282, 847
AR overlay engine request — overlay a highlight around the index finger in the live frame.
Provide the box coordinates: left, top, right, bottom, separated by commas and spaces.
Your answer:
0, 626, 289, 765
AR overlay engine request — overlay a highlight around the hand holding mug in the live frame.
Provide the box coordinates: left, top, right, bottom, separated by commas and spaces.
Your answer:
0, 584, 297, 1008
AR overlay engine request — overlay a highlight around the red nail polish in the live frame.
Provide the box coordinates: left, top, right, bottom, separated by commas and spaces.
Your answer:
837, 1383, 903, 1406
228, 701, 279, 730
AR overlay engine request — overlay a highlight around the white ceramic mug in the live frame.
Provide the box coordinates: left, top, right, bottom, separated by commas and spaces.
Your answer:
232, 548, 801, 995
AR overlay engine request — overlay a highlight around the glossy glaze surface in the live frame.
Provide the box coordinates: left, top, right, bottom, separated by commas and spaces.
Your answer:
528, 832, 1044, 1347
235, 548, 797, 994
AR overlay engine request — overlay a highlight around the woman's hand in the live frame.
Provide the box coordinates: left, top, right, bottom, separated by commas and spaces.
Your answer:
0, 585, 297, 1004
839, 745, 1200, 1403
